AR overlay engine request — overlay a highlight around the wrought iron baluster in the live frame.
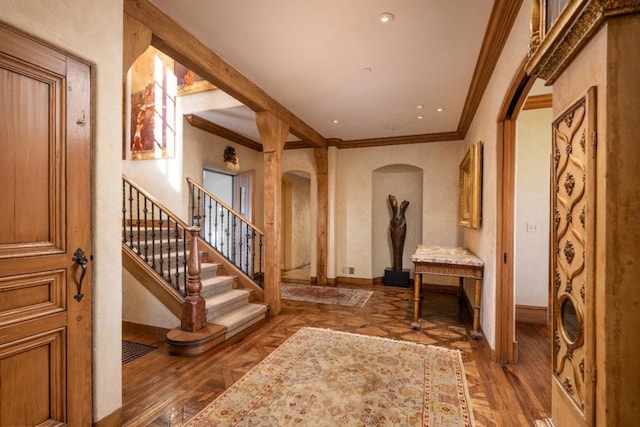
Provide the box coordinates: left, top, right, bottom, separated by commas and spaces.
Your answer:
143, 196, 149, 262
166, 214, 172, 285
244, 226, 250, 276
238, 222, 244, 275
174, 222, 180, 292
251, 229, 256, 281
224, 208, 231, 259
158, 212, 164, 279
128, 184, 134, 248
207, 194, 213, 244
151, 203, 156, 269
182, 228, 188, 295
258, 232, 263, 287
231, 214, 237, 265
122, 180, 127, 243
135, 189, 141, 252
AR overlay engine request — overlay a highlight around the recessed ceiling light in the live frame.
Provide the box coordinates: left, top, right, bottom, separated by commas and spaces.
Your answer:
437, 108, 444, 112
332, 119, 339, 124
416, 104, 424, 109
379, 12, 394, 23
417, 115, 424, 120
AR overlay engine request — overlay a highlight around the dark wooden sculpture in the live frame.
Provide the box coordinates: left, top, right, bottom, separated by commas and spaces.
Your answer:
389, 195, 409, 271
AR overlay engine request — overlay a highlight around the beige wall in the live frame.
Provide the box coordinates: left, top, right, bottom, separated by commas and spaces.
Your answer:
461, 0, 532, 348
122, 270, 179, 329
1, 0, 124, 421
514, 107, 552, 307
334, 141, 463, 280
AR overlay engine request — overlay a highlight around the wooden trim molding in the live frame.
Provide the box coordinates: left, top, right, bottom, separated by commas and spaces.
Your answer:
526, 0, 640, 84
522, 93, 553, 110
185, 114, 262, 151
93, 407, 122, 427
337, 131, 462, 149
495, 58, 537, 364
334, 276, 375, 287
124, 0, 524, 152
515, 304, 548, 324
124, 0, 327, 148
457, 0, 524, 137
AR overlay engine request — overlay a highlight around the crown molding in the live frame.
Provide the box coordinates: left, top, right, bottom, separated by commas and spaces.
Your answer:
457, 0, 525, 137
127, 0, 523, 151
124, 0, 326, 149
522, 93, 553, 110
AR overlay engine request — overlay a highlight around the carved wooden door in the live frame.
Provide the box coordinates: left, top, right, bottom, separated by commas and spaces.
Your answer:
551, 88, 596, 426
0, 25, 92, 425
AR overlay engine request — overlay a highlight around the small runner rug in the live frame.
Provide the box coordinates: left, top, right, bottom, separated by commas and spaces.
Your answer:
185, 327, 475, 426
281, 283, 373, 307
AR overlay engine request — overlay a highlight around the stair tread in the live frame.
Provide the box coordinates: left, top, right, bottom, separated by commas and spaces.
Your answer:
204, 288, 249, 306
201, 275, 234, 287
211, 303, 267, 328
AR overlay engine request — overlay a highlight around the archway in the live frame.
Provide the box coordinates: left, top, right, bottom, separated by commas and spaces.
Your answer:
495, 59, 552, 365
371, 164, 423, 280
281, 171, 311, 283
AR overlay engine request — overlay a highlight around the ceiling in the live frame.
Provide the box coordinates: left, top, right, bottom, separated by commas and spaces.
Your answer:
149, 1, 512, 148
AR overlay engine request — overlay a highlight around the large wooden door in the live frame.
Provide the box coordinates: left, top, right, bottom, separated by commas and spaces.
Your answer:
0, 25, 92, 426
550, 88, 596, 426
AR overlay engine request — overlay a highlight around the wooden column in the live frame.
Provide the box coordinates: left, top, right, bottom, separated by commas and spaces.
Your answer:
123, 14, 152, 78
314, 147, 328, 285
256, 111, 289, 315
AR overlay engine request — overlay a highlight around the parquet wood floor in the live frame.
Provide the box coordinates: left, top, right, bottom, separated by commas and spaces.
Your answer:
122, 284, 550, 426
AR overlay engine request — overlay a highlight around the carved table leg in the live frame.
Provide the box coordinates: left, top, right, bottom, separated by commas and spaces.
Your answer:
470, 278, 483, 340
458, 276, 464, 321
411, 273, 422, 330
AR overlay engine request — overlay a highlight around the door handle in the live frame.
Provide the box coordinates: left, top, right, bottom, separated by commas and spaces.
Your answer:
72, 248, 88, 302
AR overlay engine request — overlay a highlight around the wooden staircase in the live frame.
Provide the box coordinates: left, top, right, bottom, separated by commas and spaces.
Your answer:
122, 175, 268, 356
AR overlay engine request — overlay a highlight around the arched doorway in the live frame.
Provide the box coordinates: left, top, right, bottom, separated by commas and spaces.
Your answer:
495, 59, 542, 363
281, 171, 311, 283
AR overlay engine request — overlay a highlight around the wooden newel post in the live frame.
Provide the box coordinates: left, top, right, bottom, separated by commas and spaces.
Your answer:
181, 227, 206, 332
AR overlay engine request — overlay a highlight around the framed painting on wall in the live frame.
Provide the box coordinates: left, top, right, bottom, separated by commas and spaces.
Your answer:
458, 141, 483, 229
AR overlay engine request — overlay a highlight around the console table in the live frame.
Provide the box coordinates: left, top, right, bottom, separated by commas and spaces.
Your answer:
410, 245, 484, 339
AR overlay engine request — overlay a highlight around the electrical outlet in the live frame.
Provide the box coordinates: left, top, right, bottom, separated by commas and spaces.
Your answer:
526, 223, 539, 233
343, 266, 355, 275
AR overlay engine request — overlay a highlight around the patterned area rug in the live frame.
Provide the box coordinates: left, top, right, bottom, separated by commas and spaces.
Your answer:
281, 283, 373, 307
185, 327, 475, 426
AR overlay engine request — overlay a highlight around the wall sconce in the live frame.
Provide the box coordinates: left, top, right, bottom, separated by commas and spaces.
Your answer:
223, 146, 240, 172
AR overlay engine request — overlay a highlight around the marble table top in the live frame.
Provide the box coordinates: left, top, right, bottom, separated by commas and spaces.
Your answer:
410, 245, 484, 267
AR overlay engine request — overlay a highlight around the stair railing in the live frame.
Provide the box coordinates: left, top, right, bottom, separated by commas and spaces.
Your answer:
187, 177, 264, 288
122, 174, 194, 298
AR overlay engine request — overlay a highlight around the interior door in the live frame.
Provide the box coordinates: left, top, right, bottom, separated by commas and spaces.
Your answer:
0, 25, 92, 426
551, 88, 596, 426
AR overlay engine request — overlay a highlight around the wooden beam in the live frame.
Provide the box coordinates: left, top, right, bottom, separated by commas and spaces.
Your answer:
314, 147, 328, 285
185, 114, 263, 151
256, 111, 289, 315
123, 0, 327, 149
457, 0, 524, 137
522, 94, 553, 110
123, 13, 152, 77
